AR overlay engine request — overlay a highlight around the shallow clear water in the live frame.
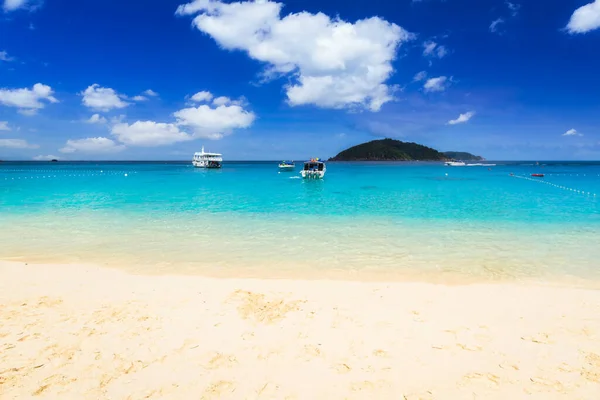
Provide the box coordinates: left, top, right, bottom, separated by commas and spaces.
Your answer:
1, 161, 599, 284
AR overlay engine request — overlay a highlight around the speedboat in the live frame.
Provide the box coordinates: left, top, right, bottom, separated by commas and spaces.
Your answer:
445, 161, 466, 166
192, 146, 222, 169
278, 161, 295, 171
301, 158, 326, 179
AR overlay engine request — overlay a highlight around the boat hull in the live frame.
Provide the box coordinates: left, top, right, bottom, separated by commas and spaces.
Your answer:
300, 170, 325, 179
193, 161, 222, 169
445, 161, 466, 166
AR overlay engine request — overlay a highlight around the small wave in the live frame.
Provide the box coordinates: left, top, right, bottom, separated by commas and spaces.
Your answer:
467, 163, 496, 167
289, 176, 301, 179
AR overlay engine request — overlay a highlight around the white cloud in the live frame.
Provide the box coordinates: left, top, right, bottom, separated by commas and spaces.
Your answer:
506, 2, 520, 17
0, 83, 58, 114
106, 91, 255, 145
33, 154, 60, 161
436, 46, 448, 58
448, 111, 476, 125
143, 89, 159, 97
566, 0, 600, 34
80, 84, 130, 111
3, 0, 39, 12
212, 96, 232, 106
18, 109, 38, 116
0, 138, 39, 149
60, 137, 125, 154
423, 76, 448, 93
490, 18, 504, 33
174, 102, 256, 139
422, 41, 447, 59
176, 0, 414, 112
86, 114, 107, 124
132, 95, 148, 101
563, 128, 582, 136
0, 121, 9, 131
190, 90, 213, 103
111, 121, 193, 146
0, 50, 15, 62
413, 71, 427, 82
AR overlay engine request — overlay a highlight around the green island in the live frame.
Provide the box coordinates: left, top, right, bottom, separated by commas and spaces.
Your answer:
329, 139, 483, 161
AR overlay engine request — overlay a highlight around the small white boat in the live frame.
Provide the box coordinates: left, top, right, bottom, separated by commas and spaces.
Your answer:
301, 158, 326, 179
192, 146, 222, 168
278, 161, 295, 171
445, 161, 466, 166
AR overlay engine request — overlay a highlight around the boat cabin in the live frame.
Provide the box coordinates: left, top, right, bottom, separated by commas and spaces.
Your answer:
303, 161, 324, 172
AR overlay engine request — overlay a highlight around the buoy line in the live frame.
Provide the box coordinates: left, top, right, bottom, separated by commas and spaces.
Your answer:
0, 169, 135, 174
512, 175, 597, 197
1, 171, 135, 181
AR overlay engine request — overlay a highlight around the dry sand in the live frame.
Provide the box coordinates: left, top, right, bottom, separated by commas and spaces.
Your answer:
1, 261, 600, 399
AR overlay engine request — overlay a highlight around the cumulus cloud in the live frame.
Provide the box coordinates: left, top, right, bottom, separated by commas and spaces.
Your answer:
0, 121, 9, 131
422, 41, 448, 59
423, 76, 449, 93
80, 84, 130, 112
143, 89, 159, 97
413, 71, 427, 82
190, 91, 213, 103
60, 137, 126, 154
0, 138, 39, 149
490, 18, 505, 33
563, 128, 582, 136
174, 102, 256, 140
212, 96, 232, 106
566, 0, 600, 34
0, 83, 58, 115
111, 121, 193, 146
0, 50, 15, 62
86, 114, 107, 124
132, 95, 148, 102
447, 111, 476, 125
176, 0, 413, 111
33, 154, 60, 161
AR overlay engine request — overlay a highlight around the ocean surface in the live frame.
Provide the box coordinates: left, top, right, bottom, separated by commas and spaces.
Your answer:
1, 161, 600, 285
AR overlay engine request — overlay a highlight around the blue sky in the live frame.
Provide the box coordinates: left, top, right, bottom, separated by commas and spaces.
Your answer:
1, 0, 599, 160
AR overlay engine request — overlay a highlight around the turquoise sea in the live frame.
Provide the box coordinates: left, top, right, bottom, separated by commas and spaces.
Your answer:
1, 161, 600, 285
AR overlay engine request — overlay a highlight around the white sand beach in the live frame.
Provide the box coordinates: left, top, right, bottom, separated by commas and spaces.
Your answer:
1, 260, 599, 399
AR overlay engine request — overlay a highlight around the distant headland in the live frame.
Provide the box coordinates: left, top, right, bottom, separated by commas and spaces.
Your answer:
329, 139, 483, 162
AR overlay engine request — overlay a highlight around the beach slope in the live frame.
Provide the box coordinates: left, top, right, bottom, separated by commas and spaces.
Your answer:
1, 261, 599, 399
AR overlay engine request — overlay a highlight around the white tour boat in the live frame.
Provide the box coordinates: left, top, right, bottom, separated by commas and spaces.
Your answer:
278, 161, 295, 171
192, 147, 222, 169
301, 158, 326, 179
445, 161, 466, 166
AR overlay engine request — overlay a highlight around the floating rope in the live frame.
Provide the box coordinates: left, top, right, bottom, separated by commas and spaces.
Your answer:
0, 169, 134, 174
1, 170, 136, 181
512, 175, 597, 197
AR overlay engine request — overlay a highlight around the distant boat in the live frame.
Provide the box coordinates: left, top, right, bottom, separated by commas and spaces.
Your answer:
445, 161, 466, 166
531, 173, 544, 177
278, 161, 295, 171
301, 158, 326, 179
192, 146, 222, 169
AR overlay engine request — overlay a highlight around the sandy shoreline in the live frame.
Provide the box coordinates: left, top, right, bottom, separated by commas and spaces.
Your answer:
1, 261, 599, 399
